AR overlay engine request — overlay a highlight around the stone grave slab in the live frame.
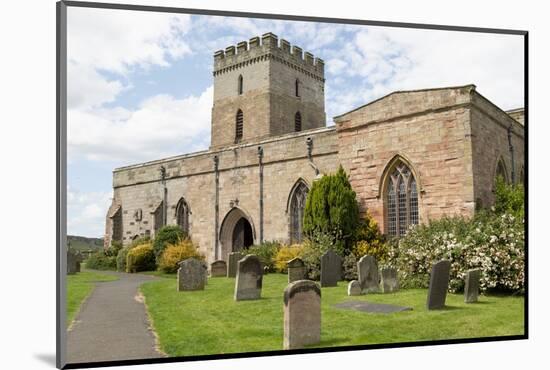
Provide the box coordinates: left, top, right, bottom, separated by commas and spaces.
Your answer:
333, 301, 412, 314
283, 280, 321, 350
426, 260, 451, 310
234, 254, 263, 301
320, 250, 342, 287
464, 268, 481, 303
357, 255, 379, 293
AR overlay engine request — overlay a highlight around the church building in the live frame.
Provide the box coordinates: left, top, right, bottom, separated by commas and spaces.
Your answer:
104, 32, 525, 263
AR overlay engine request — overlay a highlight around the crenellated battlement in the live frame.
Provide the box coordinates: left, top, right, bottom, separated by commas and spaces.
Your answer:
213, 32, 324, 80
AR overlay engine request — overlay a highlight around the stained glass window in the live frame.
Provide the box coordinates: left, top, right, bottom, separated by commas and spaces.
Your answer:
385, 161, 419, 237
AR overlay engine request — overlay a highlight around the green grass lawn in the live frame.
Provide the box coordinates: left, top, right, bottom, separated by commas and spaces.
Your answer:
66, 269, 118, 327
140, 273, 524, 356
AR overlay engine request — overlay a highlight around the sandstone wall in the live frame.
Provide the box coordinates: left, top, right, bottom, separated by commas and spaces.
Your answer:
470, 93, 525, 209
335, 86, 476, 234
110, 127, 338, 262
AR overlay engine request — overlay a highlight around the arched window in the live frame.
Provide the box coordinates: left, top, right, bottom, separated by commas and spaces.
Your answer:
385, 160, 419, 237
235, 109, 243, 143
176, 198, 190, 235
289, 180, 309, 243
238, 75, 243, 95
295, 111, 302, 132
295, 78, 300, 97
496, 158, 508, 183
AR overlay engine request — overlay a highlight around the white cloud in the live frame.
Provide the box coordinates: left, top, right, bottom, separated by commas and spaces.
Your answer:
67, 187, 113, 238
325, 27, 524, 120
68, 86, 213, 164
68, 7, 192, 75
67, 7, 192, 109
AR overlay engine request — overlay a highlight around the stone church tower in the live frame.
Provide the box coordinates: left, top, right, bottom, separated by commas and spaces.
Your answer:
210, 32, 326, 148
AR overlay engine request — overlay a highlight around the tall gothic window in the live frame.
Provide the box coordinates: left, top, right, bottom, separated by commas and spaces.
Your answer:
238, 75, 243, 95
295, 78, 300, 97
295, 111, 302, 132
235, 109, 243, 143
289, 180, 309, 243
176, 198, 190, 235
385, 160, 419, 237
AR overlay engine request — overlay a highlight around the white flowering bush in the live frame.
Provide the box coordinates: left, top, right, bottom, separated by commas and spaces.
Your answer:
389, 211, 524, 293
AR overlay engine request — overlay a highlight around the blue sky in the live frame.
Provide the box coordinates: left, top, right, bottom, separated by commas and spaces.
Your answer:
66, 7, 524, 237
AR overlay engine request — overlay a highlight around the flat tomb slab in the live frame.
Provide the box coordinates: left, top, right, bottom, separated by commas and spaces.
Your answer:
333, 301, 412, 314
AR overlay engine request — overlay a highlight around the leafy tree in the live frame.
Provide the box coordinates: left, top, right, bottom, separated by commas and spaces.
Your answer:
303, 165, 359, 254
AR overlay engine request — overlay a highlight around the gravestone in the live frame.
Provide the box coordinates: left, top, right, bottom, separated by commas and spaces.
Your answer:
67, 249, 79, 274
210, 260, 227, 277
234, 255, 263, 301
177, 258, 206, 291
380, 267, 399, 293
357, 255, 380, 293
287, 257, 306, 283
426, 260, 451, 310
347, 280, 362, 296
464, 269, 481, 303
320, 250, 342, 287
227, 252, 243, 278
283, 280, 321, 350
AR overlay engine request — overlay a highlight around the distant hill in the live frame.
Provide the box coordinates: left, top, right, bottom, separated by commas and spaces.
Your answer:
67, 235, 104, 251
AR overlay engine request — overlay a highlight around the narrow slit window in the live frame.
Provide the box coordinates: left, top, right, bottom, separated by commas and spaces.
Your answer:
235, 109, 243, 143
238, 75, 243, 95
295, 112, 302, 132
295, 78, 300, 97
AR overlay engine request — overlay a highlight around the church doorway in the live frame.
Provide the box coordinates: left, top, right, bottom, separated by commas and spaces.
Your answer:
219, 207, 256, 261
232, 217, 253, 252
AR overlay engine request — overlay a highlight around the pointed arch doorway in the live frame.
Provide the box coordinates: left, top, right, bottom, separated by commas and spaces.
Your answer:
219, 207, 256, 261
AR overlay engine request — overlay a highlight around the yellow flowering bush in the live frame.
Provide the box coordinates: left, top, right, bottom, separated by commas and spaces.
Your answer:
158, 239, 204, 273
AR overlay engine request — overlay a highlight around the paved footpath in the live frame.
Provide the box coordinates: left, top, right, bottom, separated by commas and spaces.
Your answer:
66, 270, 165, 364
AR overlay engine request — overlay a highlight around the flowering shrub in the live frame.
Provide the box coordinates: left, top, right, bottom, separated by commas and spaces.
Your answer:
158, 239, 204, 273
391, 211, 524, 293
126, 242, 156, 273
274, 244, 304, 273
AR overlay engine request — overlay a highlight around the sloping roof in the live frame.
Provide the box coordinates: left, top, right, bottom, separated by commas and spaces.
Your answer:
333, 84, 476, 122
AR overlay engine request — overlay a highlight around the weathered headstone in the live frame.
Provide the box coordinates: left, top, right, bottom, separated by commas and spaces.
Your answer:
283, 280, 321, 350
210, 260, 227, 277
287, 257, 306, 283
227, 252, 243, 278
234, 255, 263, 301
67, 249, 79, 274
380, 267, 399, 293
347, 280, 362, 296
320, 250, 342, 287
177, 258, 206, 291
464, 269, 481, 303
357, 255, 380, 293
426, 260, 451, 310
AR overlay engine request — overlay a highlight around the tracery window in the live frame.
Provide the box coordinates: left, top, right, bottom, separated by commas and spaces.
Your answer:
295, 111, 302, 132
235, 109, 243, 143
290, 181, 309, 243
385, 161, 419, 237
176, 198, 190, 235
